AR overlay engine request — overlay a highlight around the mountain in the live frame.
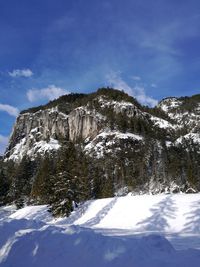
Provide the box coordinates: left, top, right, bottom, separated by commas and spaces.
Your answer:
1, 88, 200, 216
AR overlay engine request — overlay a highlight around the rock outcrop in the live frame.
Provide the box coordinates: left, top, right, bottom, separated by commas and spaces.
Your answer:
68, 107, 104, 142
6, 105, 106, 161
6, 108, 69, 160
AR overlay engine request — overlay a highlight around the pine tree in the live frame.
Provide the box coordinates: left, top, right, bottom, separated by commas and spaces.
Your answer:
0, 169, 10, 205
49, 142, 91, 217
49, 171, 74, 217
9, 157, 34, 208
31, 154, 55, 204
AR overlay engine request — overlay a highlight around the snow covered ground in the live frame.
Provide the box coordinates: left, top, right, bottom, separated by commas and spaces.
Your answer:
1, 194, 200, 266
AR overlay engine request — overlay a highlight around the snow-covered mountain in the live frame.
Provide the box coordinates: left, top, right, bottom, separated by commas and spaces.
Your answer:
1, 88, 200, 215
158, 95, 200, 136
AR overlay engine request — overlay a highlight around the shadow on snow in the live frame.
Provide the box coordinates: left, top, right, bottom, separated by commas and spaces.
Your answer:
81, 198, 118, 227
182, 200, 200, 234
136, 196, 177, 232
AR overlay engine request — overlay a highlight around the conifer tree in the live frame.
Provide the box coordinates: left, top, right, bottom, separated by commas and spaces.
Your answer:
31, 154, 55, 204
9, 157, 34, 208
49, 142, 91, 217
0, 169, 10, 205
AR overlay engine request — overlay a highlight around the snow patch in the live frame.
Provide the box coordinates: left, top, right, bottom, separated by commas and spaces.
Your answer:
175, 133, 200, 145
84, 131, 143, 158
150, 116, 175, 129
8, 137, 26, 161
28, 138, 60, 155
96, 96, 135, 110
96, 96, 142, 117
8, 138, 60, 162
96, 131, 143, 140
158, 98, 182, 112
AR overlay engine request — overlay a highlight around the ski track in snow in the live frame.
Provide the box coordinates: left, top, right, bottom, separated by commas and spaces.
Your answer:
1, 194, 200, 266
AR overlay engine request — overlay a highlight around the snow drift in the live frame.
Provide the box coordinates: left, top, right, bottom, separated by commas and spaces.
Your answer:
1, 221, 200, 267
1, 194, 200, 266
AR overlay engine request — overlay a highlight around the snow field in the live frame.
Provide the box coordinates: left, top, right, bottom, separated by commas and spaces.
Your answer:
1, 194, 200, 266
72, 194, 200, 234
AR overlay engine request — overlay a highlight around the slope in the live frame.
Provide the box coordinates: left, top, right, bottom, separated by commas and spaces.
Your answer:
1, 194, 200, 266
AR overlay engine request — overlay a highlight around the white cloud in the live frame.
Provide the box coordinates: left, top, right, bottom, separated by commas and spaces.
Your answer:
151, 83, 157, 88
133, 85, 158, 107
9, 69, 33, 78
132, 76, 141, 81
0, 104, 19, 117
27, 85, 70, 102
106, 71, 158, 107
0, 135, 9, 155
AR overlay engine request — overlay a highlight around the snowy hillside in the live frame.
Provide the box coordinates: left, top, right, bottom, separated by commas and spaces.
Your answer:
1, 194, 200, 266
71, 194, 200, 236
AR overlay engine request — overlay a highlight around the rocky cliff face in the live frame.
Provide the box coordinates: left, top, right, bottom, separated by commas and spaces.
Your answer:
5, 89, 147, 162
2, 88, 200, 210
68, 107, 104, 142
10, 107, 69, 144
6, 105, 106, 161
6, 108, 68, 161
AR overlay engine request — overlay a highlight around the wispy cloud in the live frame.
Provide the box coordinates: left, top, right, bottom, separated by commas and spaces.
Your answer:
151, 83, 157, 88
27, 85, 70, 102
106, 71, 158, 107
132, 16, 199, 56
9, 68, 33, 78
0, 135, 9, 155
132, 76, 141, 81
0, 104, 19, 117
121, 16, 200, 83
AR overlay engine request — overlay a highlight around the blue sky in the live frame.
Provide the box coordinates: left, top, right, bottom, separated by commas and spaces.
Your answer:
1, 0, 200, 153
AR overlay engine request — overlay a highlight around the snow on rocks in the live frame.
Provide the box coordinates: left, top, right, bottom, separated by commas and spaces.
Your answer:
8, 138, 60, 162
96, 95, 143, 117
96, 95, 135, 110
158, 97, 183, 113
84, 131, 143, 158
149, 115, 175, 129
158, 98, 200, 133
7, 137, 26, 161
28, 138, 60, 155
175, 133, 200, 145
